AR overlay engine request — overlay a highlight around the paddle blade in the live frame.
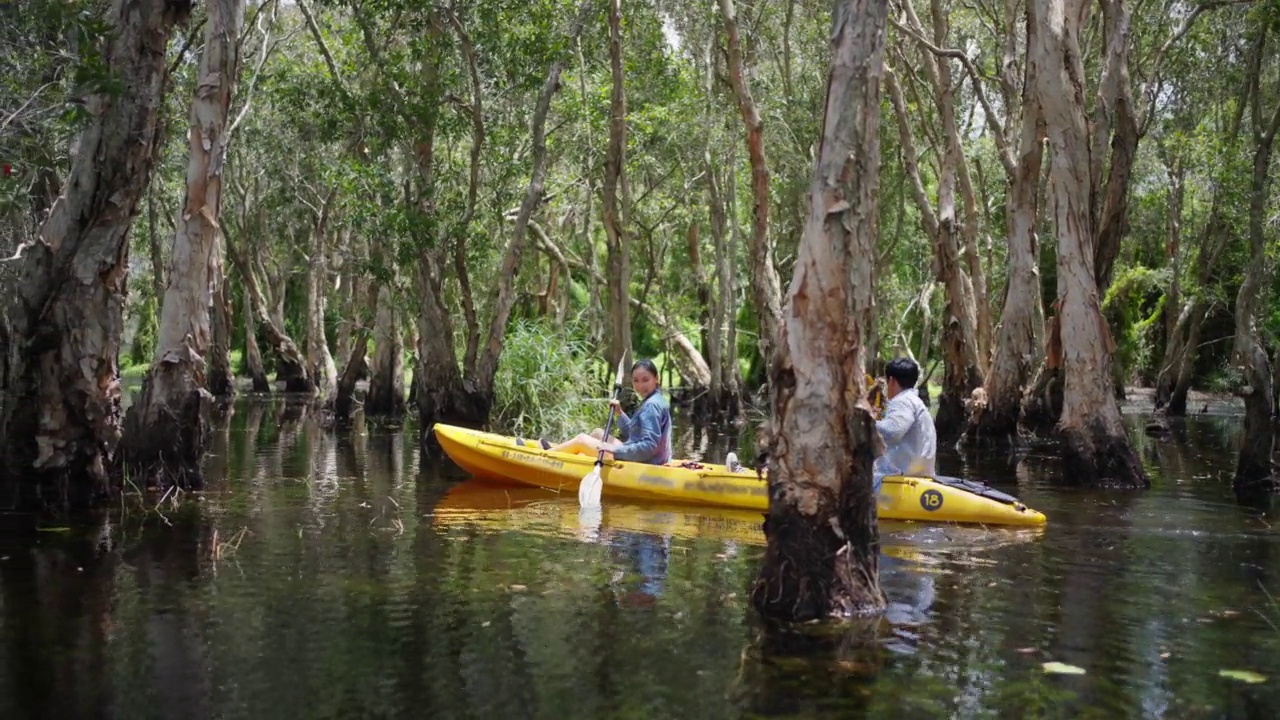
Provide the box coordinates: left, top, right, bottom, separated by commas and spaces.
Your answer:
612, 358, 626, 389
578, 464, 603, 507
576, 505, 603, 542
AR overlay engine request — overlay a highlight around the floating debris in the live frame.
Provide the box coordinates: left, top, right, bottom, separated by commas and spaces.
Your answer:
1218, 669, 1266, 684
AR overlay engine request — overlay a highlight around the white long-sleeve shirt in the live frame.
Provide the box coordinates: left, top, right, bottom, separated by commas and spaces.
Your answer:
874, 387, 936, 477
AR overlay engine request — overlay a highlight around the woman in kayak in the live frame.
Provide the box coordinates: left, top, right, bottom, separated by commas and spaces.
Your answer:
544, 358, 674, 465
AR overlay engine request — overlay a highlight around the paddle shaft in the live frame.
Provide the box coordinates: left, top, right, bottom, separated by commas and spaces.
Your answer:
594, 379, 626, 468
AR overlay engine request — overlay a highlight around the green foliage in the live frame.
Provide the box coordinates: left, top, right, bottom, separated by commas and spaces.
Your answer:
1103, 266, 1168, 384
129, 298, 158, 368
490, 319, 603, 440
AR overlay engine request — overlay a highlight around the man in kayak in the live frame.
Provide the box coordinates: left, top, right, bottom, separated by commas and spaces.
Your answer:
874, 357, 937, 491
544, 358, 674, 465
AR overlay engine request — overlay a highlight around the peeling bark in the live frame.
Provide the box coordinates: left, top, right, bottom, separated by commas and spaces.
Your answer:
1033, 0, 1146, 488
930, 0, 992, 370
119, 0, 244, 490
1090, 0, 1139, 294
752, 0, 888, 622
0, 0, 193, 504
721, 0, 783, 376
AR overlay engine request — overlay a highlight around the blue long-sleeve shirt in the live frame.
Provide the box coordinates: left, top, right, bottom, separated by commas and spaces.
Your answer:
613, 390, 673, 464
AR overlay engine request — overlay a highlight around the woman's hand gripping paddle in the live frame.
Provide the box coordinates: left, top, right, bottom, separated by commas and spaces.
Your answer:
578, 359, 626, 508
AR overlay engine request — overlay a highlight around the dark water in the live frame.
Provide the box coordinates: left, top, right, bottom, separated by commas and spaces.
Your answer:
1, 397, 1278, 719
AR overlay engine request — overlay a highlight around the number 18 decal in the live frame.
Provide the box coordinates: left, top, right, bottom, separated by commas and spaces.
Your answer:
920, 489, 944, 511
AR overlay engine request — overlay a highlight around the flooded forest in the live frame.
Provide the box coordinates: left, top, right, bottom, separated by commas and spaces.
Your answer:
1, 0, 1279, 717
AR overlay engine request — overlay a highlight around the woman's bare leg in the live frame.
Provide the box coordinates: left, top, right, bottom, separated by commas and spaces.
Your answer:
549, 429, 618, 457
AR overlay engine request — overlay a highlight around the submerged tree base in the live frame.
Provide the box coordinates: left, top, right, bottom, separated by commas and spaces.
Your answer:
752, 480, 886, 621
1060, 419, 1149, 489
683, 390, 742, 426
117, 366, 212, 492
961, 406, 1024, 448
417, 383, 492, 435
1020, 367, 1063, 431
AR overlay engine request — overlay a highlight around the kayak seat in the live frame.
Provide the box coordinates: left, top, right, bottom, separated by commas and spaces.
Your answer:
929, 475, 1022, 506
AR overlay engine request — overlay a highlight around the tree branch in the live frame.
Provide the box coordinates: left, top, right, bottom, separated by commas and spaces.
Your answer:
227, 0, 280, 142
1136, 0, 1245, 133
889, 15, 1014, 176
472, 0, 594, 391
296, 0, 353, 103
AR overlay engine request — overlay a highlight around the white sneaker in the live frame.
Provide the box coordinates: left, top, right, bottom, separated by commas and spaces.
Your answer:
725, 452, 742, 473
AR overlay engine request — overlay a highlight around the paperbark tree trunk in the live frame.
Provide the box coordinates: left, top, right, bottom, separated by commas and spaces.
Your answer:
420, 0, 592, 434
225, 233, 310, 391
1155, 69, 1248, 415
576, 36, 604, 349
964, 2, 1045, 446
1089, 0, 1139, 294
718, 165, 742, 415
241, 284, 271, 392
709, 163, 741, 419
721, 0, 783, 379
304, 221, 337, 404
885, 65, 982, 437
688, 220, 715, 386
1033, 0, 1146, 488
929, 0, 992, 372
1231, 64, 1280, 496
120, 0, 244, 489
366, 283, 405, 418
207, 252, 236, 400
1156, 296, 1208, 414
752, 0, 888, 622
448, 8, 484, 374
332, 284, 375, 423
333, 261, 354, 365
0, 0, 192, 503
698, 34, 739, 421
602, 0, 631, 370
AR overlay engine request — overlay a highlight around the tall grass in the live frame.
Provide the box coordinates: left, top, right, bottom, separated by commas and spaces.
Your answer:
490, 320, 605, 440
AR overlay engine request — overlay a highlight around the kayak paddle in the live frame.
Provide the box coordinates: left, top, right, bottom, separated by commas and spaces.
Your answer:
578, 358, 627, 508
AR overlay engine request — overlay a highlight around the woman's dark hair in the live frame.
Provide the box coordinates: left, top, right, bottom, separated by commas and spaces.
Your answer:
632, 358, 660, 383
884, 357, 920, 389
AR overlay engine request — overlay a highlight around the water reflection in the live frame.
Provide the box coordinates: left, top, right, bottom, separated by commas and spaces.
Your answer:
0, 398, 1278, 719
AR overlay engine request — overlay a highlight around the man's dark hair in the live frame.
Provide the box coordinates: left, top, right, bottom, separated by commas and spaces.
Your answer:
884, 357, 920, 389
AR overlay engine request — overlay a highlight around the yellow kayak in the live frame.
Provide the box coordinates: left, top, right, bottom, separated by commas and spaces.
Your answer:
431, 423, 1047, 527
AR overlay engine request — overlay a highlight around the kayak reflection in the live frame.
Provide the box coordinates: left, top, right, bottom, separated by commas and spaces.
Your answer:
432, 478, 1047, 603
